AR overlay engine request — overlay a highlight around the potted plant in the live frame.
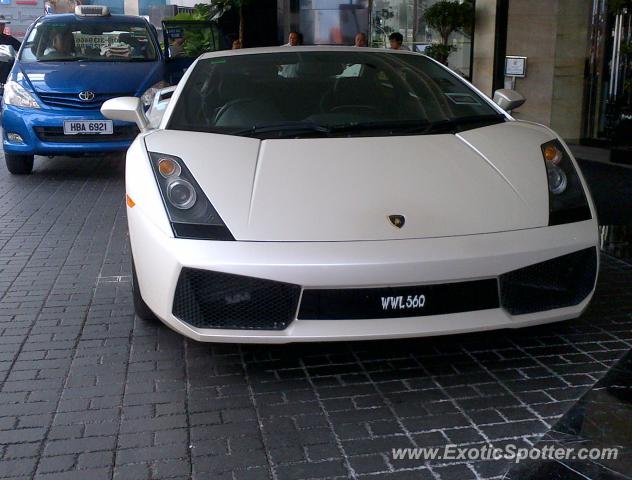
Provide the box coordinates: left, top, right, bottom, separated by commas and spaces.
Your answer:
423, 0, 474, 64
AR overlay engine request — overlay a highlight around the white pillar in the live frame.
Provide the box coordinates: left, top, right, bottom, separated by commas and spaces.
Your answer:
124, 0, 139, 16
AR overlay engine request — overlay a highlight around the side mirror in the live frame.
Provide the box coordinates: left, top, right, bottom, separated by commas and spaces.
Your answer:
493, 89, 526, 112
101, 97, 149, 132
0, 45, 16, 63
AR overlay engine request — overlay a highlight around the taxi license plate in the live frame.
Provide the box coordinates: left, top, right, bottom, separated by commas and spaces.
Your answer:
63, 120, 113, 135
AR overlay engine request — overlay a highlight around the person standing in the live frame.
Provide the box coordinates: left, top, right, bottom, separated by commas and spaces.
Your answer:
280, 31, 300, 77
354, 32, 368, 47
388, 32, 410, 51
0, 15, 19, 88
283, 31, 300, 47
0, 15, 20, 51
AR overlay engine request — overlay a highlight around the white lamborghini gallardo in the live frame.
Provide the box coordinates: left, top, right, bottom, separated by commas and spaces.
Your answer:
102, 47, 599, 343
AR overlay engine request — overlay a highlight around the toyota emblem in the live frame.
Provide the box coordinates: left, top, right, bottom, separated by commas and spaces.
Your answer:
78, 91, 96, 102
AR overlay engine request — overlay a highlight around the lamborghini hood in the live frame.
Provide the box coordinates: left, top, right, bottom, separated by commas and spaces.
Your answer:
144, 121, 555, 242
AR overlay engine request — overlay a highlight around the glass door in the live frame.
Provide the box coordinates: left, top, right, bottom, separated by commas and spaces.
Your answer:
583, 0, 632, 142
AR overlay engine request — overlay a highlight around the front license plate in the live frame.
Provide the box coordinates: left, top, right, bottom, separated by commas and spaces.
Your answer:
298, 279, 500, 320
381, 293, 427, 312
63, 120, 113, 135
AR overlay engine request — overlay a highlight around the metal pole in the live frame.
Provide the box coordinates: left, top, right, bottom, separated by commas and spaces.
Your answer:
413, 0, 418, 43
610, 14, 622, 100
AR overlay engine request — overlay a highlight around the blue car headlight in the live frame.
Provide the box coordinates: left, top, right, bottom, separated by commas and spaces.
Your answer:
148, 152, 234, 240
3, 81, 40, 109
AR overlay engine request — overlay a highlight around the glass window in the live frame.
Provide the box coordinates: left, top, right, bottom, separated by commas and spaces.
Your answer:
299, 0, 370, 45
19, 19, 158, 62
168, 51, 502, 138
372, 0, 473, 78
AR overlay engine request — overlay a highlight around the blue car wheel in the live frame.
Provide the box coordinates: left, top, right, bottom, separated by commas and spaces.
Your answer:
5, 152, 34, 174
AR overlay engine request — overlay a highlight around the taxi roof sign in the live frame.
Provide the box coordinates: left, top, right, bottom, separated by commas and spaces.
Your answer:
75, 5, 110, 16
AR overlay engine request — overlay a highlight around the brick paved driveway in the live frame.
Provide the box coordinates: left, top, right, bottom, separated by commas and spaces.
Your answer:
0, 156, 631, 480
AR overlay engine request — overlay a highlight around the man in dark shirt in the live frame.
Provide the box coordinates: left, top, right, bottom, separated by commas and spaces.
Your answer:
0, 15, 19, 87
0, 15, 20, 51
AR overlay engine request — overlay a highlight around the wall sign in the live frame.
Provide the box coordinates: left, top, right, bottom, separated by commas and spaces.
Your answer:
505, 56, 527, 77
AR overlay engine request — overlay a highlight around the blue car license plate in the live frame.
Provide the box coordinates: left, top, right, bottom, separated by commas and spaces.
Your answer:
63, 120, 113, 135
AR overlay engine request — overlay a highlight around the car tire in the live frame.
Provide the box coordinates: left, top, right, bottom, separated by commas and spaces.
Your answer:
5, 153, 34, 175
132, 257, 157, 321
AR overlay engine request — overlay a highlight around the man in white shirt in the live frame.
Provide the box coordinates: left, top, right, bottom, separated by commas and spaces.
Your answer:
283, 31, 300, 47
280, 31, 300, 78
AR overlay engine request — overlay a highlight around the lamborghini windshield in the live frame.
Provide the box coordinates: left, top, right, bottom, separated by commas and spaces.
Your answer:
168, 50, 504, 138
20, 19, 158, 63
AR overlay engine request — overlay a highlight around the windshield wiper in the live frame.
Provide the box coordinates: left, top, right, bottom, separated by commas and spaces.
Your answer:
328, 120, 431, 135
402, 114, 507, 135
89, 58, 155, 62
217, 114, 506, 138
328, 114, 506, 136
37, 56, 90, 62
230, 122, 332, 138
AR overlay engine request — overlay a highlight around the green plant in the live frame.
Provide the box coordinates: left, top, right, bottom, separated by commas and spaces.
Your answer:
169, 15, 215, 56
424, 44, 455, 64
167, 4, 223, 57
423, 0, 474, 64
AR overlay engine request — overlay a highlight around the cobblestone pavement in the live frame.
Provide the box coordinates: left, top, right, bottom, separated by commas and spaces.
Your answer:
0, 156, 631, 480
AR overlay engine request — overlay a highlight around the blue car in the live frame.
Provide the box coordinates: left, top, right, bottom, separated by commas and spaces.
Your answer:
1, 6, 198, 174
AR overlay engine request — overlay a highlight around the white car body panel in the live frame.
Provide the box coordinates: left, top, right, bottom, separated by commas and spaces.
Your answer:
144, 121, 553, 242
120, 46, 600, 343
128, 201, 598, 343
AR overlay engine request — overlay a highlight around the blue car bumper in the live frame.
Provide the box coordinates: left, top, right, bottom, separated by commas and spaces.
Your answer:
2, 105, 137, 156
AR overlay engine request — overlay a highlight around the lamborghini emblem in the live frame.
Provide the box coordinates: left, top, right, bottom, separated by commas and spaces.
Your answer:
388, 215, 405, 229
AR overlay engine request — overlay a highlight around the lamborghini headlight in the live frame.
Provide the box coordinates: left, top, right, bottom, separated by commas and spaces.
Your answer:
3, 81, 40, 109
541, 140, 592, 226
149, 152, 234, 240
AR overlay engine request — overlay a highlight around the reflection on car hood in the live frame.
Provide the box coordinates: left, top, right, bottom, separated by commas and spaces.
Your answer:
18, 61, 162, 95
144, 121, 555, 242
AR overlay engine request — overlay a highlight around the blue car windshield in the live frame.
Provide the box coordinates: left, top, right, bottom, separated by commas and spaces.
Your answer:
19, 20, 158, 62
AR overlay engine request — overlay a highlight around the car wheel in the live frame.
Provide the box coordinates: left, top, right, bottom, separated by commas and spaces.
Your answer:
132, 257, 157, 321
5, 153, 34, 175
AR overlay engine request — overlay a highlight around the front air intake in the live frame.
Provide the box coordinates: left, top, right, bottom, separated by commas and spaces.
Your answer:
172, 268, 301, 330
500, 248, 598, 315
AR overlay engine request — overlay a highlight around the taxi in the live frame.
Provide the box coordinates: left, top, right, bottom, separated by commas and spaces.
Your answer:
1, 6, 208, 174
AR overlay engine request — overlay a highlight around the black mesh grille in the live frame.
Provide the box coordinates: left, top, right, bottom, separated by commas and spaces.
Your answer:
500, 248, 598, 315
34, 126, 139, 143
172, 268, 301, 330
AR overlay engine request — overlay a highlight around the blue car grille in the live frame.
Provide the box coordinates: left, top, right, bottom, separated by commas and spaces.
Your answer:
34, 126, 139, 143
36, 92, 133, 110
